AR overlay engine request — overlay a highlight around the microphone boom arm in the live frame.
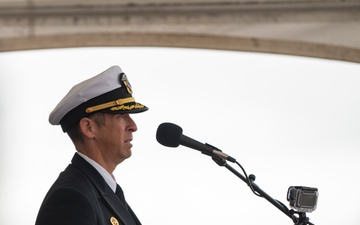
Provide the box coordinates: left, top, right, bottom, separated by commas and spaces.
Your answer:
211, 155, 313, 225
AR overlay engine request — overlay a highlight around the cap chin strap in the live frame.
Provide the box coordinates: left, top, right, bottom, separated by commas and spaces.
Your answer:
85, 97, 135, 113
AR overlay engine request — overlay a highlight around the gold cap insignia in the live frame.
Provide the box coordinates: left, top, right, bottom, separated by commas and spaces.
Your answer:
110, 216, 120, 225
120, 73, 133, 94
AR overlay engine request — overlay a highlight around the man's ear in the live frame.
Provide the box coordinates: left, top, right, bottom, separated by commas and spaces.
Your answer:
79, 117, 96, 139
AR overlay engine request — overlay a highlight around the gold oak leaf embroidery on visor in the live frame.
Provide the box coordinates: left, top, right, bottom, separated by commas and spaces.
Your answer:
110, 103, 145, 111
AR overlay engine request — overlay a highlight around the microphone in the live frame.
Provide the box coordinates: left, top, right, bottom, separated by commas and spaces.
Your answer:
156, 122, 236, 163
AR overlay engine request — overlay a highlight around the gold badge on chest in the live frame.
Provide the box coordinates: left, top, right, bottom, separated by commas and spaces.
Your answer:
110, 216, 120, 225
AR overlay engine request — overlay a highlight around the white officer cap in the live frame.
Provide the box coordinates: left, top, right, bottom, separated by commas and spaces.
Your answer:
49, 65, 148, 132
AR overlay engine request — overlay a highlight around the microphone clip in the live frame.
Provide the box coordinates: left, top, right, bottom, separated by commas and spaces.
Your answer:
205, 143, 237, 163
205, 143, 227, 166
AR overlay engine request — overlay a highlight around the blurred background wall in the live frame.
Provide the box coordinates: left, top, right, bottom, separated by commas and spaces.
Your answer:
1, 0, 360, 63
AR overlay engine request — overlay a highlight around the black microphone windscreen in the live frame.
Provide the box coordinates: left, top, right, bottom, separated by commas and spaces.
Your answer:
156, 123, 183, 147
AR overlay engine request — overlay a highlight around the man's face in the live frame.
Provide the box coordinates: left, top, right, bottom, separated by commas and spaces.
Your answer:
95, 113, 138, 164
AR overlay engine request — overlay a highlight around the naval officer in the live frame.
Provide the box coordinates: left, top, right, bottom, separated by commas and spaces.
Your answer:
35, 65, 148, 225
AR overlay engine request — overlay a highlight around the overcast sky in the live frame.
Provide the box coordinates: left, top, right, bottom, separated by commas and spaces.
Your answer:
1, 47, 360, 225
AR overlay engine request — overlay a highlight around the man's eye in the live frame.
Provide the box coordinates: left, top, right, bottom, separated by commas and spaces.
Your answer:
118, 114, 127, 119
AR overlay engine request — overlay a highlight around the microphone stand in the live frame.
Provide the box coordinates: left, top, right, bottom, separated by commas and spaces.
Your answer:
211, 155, 314, 225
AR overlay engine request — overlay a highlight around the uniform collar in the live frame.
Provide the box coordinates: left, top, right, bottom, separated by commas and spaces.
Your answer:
71, 153, 139, 225
76, 152, 117, 192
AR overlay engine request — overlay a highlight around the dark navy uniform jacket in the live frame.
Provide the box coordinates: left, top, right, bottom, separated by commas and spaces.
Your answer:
35, 153, 141, 225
